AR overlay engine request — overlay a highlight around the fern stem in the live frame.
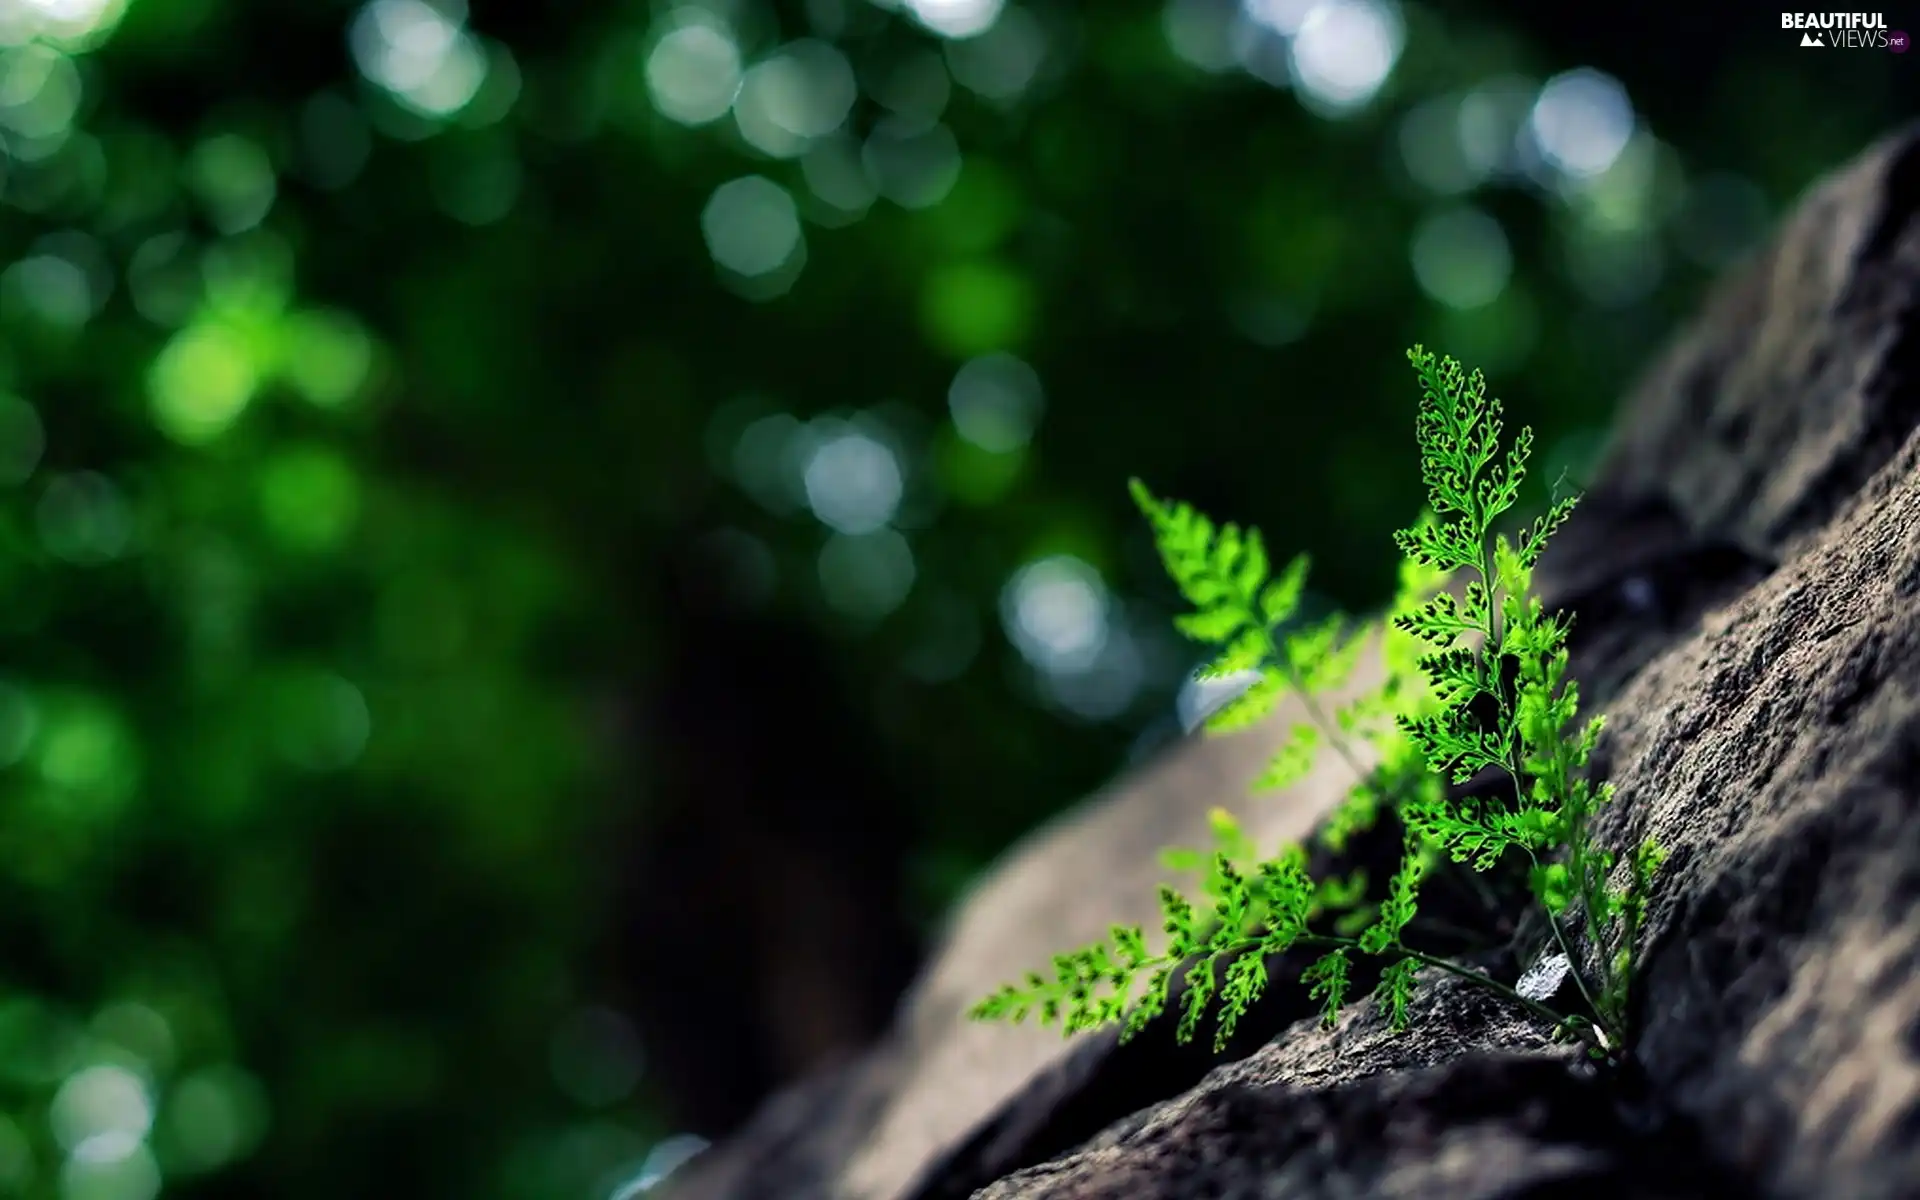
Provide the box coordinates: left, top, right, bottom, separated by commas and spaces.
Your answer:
1471, 506, 1609, 1045
1277, 656, 1505, 923
1465, 495, 1615, 1049
1570, 814, 1614, 1024
1291, 934, 1581, 1037
1277, 658, 1372, 785
1521, 845, 1611, 1043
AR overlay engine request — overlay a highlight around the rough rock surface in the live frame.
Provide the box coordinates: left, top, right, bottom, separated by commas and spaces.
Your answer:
666, 121, 1920, 1200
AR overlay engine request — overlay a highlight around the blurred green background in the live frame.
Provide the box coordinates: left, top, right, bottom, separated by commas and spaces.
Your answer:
0, 0, 1906, 1195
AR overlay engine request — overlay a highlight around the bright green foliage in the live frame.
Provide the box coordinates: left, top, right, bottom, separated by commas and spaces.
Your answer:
1301, 948, 1351, 1027
1129, 480, 1369, 785
1388, 347, 1659, 1041
969, 346, 1665, 1059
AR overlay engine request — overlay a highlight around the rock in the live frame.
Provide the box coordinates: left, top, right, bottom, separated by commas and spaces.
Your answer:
667, 646, 1389, 1200
975, 976, 1727, 1199
666, 120, 1920, 1200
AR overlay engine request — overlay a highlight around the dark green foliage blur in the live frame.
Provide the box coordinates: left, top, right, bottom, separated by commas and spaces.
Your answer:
0, 0, 1903, 1196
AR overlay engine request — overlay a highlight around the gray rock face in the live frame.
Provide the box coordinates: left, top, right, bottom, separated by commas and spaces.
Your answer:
667, 121, 1920, 1200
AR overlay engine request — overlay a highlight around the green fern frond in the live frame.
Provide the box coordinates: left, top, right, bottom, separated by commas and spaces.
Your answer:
1415, 646, 1486, 707
1377, 958, 1420, 1032
1517, 494, 1579, 568
1283, 612, 1360, 688
1129, 478, 1308, 651
1216, 951, 1269, 1048
1121, 965, 1176, 1042
1357, 840, 1425, 953
1301, 949, 1350, 1028
976, 346, 1664, 1066
1259, 554, 1312, 627
1176, 956, 1216, 1046
1195, 628, 1270, 679
1395, 708, 1508, 785
1252, 722, 1320, 791
1203, 668, 1286, 734
1392, 590, 1482, 648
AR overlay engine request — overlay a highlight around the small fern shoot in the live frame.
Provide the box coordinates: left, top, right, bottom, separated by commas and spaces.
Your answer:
970, 346, 1663, 1061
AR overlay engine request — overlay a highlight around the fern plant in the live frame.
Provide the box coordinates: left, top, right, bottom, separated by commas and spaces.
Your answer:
969, 346, 1664, 1060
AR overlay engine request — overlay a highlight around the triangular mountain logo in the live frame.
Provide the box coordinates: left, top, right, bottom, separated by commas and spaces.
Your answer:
1800, 31, 1824, 46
